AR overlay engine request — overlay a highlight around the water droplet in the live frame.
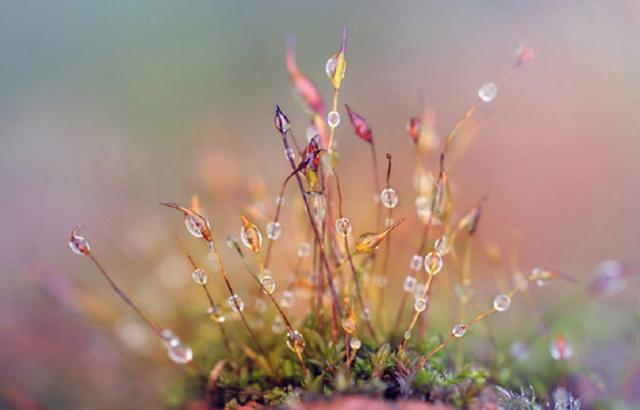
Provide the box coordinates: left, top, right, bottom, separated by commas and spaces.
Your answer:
385, 217, 394, 227
434, 235, 452, 255
276, 195, 285, 207
272, 316, 285, 334
297, 242, 311, 258
325, 55, 338, 79
284, 147, 296, 161
380, 188, 399, 209
410, 254, 423, 271
161, 329, 179, 348
414, 297, 427, 312
403, 275, 417, 292
266, 221, 282, 240
493, 294, 511, 312
240, 219, 262, 253
414, 283, 426, 299
227, 294, 245, 312
184, 214, 204, 238
478, 82, 498, 102
403, 330, 412, 340
280, 290, 295, 308
327, 111, 341, 128
350, 337, 362, 350
452, 324, 467, 338
69, 228, 90, 255
424, 252, 443, 275
191, 268, 208, 285
259, 274, 276, 295
167, 342, 193, 364
286, 329, 305, 353
335, 217, 352, 237
207, 304, 226, 323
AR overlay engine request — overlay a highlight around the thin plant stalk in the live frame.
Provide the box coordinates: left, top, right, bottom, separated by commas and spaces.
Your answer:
415, 279, 532, 370
174, 235, 232, 354
377, 153, 394, 325
208, 239, 274, 374
335, 174, 378, 341
278, 126, 344, 320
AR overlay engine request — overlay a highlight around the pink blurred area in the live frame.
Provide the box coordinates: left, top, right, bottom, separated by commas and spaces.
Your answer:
1, 1, 639, 408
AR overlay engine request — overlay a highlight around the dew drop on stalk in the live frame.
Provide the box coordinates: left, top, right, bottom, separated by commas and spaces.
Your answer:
259, 274, 276, 295
69, 228, 91, 256
227, 294, 245, 312
385, 217, 394, 227
414, 297, 427, 312
403, 330, 411, 340
167, 342, 193, 365
280, 290, 295, 308
297, 242, 311, 257
161, 329, 180, 349
207, 304, 226, 323
414, 283, 425, 299
409, 254, 423, 271
191, 268, 208, 285
452, 324, 467, 338
380, 188, 399, 208
335, 217, 352, 237
327, 111, 341, 128
286, 329, 306, 353
350, 338, 362, 350
478, 82, 498, 102
424, 252, 443, 275
284, 147, 296, 161
184, 214, 204, 238
325, 55, 338, 79
493, 294, 511, 312
272, 316, 285, 334
240, 218, 262, 253
434, 235, 451, 255
276, 195, 285, 207
266, 221, 282, 240
403, 275, 417, 292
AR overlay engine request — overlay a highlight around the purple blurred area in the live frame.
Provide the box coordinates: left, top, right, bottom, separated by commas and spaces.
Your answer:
1, 1, 639, 408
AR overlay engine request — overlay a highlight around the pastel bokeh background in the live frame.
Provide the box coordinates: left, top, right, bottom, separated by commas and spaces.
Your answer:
1, 1, 639, 408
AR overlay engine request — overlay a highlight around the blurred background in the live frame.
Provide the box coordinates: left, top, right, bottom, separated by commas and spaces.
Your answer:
1, 1, 639, 409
